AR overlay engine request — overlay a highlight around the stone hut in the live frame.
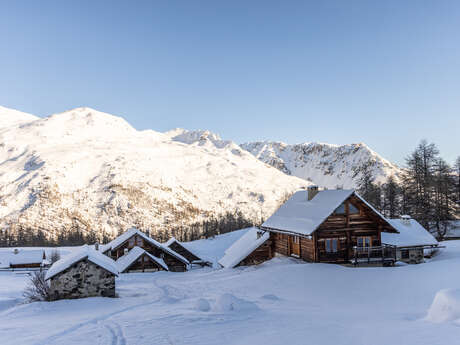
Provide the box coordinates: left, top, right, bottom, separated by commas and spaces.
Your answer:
45, 245, 119, 300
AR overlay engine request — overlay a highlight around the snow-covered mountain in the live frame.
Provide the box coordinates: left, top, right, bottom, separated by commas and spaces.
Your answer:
0, 107, 308, 239
241, 141, 401, 189
0, 106, 39, 128
167, 129, 401, 189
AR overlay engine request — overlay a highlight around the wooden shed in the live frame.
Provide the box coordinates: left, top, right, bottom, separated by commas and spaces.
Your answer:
382, 216, 439, 264
45, 245, 118, 300
101, 228, 190, 272
219, 227, 271, 268
165, 237, 210, 267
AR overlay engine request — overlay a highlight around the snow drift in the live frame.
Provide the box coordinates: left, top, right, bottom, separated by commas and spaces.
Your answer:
426, 288, 460, 323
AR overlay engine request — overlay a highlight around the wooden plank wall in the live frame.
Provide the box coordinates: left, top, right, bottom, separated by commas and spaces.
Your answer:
238, 241, 273, 267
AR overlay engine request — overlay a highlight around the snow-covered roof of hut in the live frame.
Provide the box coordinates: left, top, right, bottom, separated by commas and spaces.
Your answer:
382, 218, 439, 248
262, 189, 393, 236
8, 249, 46, 266
218, 227, 270, 268
45, 245, 118, 280
101, 228, 190, 265
116, 246, 168, 272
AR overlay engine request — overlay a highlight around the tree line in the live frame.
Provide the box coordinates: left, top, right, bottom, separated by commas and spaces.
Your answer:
356, 140, 459, 239
0, 210, 254, 247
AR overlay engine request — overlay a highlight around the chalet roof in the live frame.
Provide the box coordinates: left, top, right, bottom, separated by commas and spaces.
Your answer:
116, 246, 168, 272
165, 237, 204, 262
382, 218, 439, 248
45, 245, 119, 280
219, 227, 270, 268
8, 249, 46, 266
101, 228, 190, 265
263, 189, 395, 236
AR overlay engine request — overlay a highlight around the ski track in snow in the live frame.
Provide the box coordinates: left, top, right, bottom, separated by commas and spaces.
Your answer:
33, 277, 169, 345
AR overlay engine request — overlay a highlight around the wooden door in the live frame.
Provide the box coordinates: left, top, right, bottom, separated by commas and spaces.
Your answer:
289, 236, 300, 257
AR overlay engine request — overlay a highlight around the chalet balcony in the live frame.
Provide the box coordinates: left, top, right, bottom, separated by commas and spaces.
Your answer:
318, 249, 348, 262
352, 245, 397, 266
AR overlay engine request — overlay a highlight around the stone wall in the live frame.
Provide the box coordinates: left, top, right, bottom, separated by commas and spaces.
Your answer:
49, 259, 116, 300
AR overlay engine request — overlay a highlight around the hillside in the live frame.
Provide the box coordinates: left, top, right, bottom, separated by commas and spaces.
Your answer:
0, 107, 308, 240
166, 129, 401, 189
241, 141, 401, 189
0, 106, 39, 128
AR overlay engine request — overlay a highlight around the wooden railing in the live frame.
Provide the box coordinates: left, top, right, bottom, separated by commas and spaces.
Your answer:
352, 245, 397, 266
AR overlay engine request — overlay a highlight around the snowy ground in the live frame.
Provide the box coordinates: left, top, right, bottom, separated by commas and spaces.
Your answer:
1, 235, 459, 345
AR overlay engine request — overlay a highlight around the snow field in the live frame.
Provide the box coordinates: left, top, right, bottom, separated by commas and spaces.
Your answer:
0, 238, 459, 344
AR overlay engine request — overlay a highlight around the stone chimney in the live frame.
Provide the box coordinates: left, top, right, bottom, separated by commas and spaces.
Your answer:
124, 248, 129, 256
95, 242, 99, 251
307, 185, 319, 201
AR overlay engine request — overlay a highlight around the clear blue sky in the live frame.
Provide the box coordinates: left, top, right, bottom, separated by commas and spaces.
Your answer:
1, 1, 459, 165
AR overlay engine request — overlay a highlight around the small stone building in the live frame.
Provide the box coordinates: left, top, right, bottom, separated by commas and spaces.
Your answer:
45, 245, 119, 300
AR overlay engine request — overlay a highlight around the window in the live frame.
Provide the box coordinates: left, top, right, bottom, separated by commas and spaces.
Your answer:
357, 236, 371, 248
293, 236, 299, 244
333, 203, 346, 215
325, 238, 338, 253
348, 203, 359, 214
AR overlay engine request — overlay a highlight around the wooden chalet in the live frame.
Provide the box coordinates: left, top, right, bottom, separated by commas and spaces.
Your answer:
259, 186, 399, 265
101, 228, 190, 272
116, 246, 169, 273
165, 237, 210, 267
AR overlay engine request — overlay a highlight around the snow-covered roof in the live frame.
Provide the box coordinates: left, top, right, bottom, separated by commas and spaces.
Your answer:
165, 237, 203, 261
382, 218, 438, 248
445, 220, 460, 238
8, 249, 45, 265
116, 246, 168, 272
101, 228, 190, 265
262, 189, 394, 236
45, 245, 119, 280
219, 227, 270, 268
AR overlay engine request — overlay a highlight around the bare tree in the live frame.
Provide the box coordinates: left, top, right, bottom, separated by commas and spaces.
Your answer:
49, 249, 61, 264
23, 271, 50, 302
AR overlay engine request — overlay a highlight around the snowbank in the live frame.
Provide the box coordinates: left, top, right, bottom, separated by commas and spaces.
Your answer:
426, 288, 460, 323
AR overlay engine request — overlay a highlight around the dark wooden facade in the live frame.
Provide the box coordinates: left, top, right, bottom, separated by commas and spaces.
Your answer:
105, 234, 187, 272
237, 240, 273, 267
264, 194, 396, 264
167, 241, 201, 263
121, 253, 167, 273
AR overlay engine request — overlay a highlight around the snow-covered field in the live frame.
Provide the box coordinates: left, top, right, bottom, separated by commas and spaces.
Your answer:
1, 233, 459, 345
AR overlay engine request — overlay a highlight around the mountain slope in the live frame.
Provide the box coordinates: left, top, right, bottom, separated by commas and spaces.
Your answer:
166, 129, 401, 189
241, 141, 401, 189
0, 106, 39, 128
0, 108, 308, 239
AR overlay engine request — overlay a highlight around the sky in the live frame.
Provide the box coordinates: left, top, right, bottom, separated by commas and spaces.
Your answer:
0, 1, 459, 166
